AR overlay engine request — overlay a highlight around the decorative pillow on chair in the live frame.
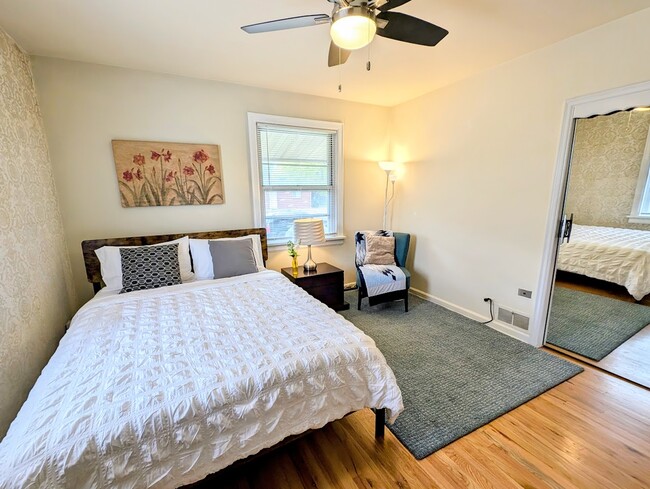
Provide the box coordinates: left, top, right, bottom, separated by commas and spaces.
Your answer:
364, 235, 396, 265
119, 243, 182, 293
355, 230, 393, 266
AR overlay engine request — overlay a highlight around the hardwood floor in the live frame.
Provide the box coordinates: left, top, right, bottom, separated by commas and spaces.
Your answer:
202, 363, 650, 489
551, 271, 650, 388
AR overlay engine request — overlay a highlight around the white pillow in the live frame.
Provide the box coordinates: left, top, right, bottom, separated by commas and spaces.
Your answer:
95, 236, 194, 291
190, 234, 265, 280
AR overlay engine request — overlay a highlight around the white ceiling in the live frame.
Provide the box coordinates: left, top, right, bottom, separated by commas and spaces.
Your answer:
2, 0, 650, 106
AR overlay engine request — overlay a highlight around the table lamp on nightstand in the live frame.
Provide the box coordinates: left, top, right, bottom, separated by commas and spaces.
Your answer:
294, 218, 325, 272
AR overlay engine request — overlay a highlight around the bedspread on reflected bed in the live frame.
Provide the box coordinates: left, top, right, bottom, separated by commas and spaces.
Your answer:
557, 224, 650, 300
0, 270, 403, 489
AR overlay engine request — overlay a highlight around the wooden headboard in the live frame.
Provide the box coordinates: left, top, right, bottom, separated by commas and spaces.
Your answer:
81, 228, 268, 292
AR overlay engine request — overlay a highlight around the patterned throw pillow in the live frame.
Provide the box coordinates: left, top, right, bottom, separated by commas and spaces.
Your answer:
355, 230, 394, 266
364, 235, 396, 265
119, 243, 182, 293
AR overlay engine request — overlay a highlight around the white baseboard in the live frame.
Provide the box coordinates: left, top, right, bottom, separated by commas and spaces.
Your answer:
409, 287, 532, 344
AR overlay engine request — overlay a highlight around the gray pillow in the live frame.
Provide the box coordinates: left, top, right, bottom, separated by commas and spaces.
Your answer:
209, 238, 258, 279
119, 243, 182, 293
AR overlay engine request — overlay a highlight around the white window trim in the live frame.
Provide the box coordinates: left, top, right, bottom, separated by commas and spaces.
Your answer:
247, 112, 345, 248
628, 122, 650, 223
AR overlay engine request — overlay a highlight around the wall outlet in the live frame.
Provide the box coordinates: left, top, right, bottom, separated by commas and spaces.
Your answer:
518, 288, 532, 299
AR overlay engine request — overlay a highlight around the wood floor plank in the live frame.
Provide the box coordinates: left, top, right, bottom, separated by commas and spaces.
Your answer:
196, 362, 650, 489
450, 434, 531, 489
337, 412, 437, 489
509, 404, 647, 488
477, 429, 574, 489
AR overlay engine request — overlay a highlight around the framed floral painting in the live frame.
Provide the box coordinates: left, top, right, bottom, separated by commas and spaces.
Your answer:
111, 140, 224, 207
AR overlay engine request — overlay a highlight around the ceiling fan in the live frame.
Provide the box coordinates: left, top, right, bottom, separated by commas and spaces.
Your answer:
241, 0, 449, 68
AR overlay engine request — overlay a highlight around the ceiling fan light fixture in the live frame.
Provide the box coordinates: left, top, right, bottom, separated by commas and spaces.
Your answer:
330, 6, 377, 51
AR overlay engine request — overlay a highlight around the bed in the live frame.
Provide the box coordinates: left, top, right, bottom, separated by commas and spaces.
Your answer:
557, 224, 650, 300
0, 228, 403, 488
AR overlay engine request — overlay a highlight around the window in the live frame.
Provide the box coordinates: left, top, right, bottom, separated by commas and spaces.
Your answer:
247, 113, 344, 245
628, 121, 650, 223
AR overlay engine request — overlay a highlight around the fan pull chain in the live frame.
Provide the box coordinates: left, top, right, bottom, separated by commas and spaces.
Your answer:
338, 50, 343, 92
366, 39, 372, 71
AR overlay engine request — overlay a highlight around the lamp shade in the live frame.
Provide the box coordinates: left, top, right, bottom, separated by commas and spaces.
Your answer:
330, 6, 377, 50
294, 218, 326, 245
378, 161, 399, 172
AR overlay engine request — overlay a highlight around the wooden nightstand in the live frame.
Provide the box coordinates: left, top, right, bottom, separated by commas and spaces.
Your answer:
281, 262, 350, 311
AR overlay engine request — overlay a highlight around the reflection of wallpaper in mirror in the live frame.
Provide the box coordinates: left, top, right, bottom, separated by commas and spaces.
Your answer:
564, 110, 650, 230
0, 29, 75, 438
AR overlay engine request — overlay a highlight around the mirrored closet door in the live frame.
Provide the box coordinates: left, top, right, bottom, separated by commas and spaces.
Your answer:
545, 106, 650, 388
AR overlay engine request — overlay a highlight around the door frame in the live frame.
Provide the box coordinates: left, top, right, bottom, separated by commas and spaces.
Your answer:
530, 80, 650, 347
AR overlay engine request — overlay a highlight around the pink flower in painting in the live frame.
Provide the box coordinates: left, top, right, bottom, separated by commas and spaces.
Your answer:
135, 168, 143, 180
133, 153, 146, 166
183, 166, 195, 176
205, 164, 215, 175
165, 170, 176, 182
163, 150, 172, 162
193, 149, 209, 163
122, 169, 133, 182
151, 150, 161, 161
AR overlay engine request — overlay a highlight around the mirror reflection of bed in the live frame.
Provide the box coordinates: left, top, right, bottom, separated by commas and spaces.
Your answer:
545, 108, 650, 388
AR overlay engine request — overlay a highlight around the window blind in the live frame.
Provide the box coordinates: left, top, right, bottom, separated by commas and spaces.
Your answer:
256, 123, 337, 240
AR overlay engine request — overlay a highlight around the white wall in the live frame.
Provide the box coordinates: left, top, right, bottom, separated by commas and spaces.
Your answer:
31, 58, 391, 306
30, 7, 650, 339
0, 31, 74, 438
389, 8, 650, 341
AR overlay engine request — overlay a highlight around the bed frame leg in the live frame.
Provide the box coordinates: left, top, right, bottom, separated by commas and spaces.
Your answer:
374, 408, 385, 438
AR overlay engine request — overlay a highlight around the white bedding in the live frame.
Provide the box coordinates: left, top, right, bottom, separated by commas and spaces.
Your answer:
0, 270, 403, 488
557, 224, 650, 300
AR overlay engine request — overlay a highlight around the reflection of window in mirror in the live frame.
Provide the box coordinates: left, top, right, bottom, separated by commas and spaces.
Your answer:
628, 107, 650, 223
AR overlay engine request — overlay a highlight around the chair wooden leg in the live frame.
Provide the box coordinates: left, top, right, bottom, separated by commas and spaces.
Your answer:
404, 290, 409, 312
358, 289, 362, 310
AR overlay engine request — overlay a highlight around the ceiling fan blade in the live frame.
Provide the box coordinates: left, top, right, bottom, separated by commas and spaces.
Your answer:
242, 14, 330, 34
377, 0, 412, 12
377, 12, 448, 46
328, 42, 351, 67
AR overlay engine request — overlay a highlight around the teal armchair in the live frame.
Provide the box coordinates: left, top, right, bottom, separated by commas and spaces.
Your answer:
356, 232, 411, 312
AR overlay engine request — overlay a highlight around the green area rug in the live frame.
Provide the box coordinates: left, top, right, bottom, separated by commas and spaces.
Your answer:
547, 286, 650, 361
340, 291, 582, 460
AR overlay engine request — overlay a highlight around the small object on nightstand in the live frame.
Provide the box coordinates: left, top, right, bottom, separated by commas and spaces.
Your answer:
281, 262, 350, 311
286, 240, 300, 277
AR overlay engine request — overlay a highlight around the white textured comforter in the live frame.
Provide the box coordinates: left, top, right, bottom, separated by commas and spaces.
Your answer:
557, 224, 650, 300
0, 270, 403, 488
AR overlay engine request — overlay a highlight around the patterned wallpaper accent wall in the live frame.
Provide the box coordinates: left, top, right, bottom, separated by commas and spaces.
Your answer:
565, 110, 650, 230
0, 30, 75, 438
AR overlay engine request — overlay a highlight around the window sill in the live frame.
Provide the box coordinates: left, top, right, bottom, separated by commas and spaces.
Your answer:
627, 215, 650, 224
268, 235, 346, 251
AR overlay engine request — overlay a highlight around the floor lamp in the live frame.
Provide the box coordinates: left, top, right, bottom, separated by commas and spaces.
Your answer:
378, 161, 399, 230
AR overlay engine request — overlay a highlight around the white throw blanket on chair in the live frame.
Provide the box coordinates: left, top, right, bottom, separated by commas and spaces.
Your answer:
358, 265, 406, 297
